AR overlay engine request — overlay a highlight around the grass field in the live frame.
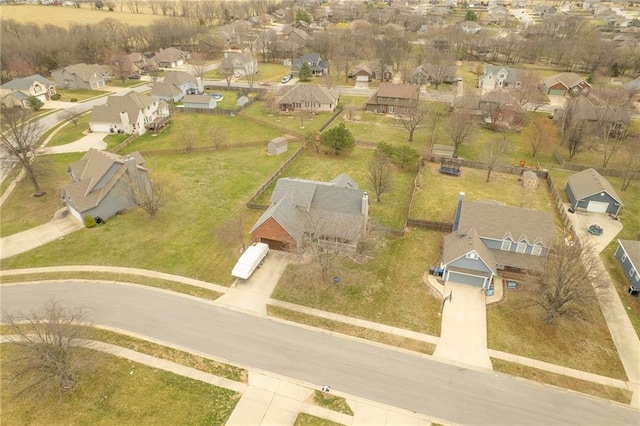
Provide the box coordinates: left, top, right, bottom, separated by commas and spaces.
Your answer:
56, 88, 112, 102
201, 88, 259, 110
1, 344, 239, 425
241, 99, 333, 134
0, 4, 165, 27
45, 114, 91, 147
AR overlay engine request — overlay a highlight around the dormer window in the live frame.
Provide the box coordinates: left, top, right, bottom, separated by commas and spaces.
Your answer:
532, 245, 542, 256
516, 242, 527, 253
501, 240, 512, 251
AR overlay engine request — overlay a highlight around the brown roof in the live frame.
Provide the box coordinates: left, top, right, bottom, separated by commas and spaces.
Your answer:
566, 168, 623, 205
458, 201, 554, 247
275, 85, 339, 105
542, 72, 590, 90
375, 83, 419, 100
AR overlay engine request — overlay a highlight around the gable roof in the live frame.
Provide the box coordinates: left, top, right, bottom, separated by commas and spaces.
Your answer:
566, 168, 623, 205
275, 85, 339, 105
151, 82, 182, 97
269, 136, 288, 147
374, 83, 419, 99
542, 72, 589, 89
619, 239, 640, 270
90, 91, 156, 123
443, 228, 497, 274
183, 95, 213, 104
163, 70, 197, 86
1, 74, 55, 90
457, 201, 554, 246
154, 47, 189, 63
59, 63, 107, 83
64, 149, 146, 213
481, 66, 523, 82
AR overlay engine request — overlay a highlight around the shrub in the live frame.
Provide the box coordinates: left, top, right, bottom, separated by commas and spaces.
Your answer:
70, 98, 78, 103
51, 94, 61, 100
84, 215, 97, 228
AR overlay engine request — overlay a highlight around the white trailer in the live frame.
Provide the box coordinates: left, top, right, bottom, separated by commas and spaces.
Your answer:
231, 243, 269, 280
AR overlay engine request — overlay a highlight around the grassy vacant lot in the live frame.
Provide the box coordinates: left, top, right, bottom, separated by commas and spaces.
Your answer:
0, 153, 82, 237
410, 164, 555, 221
56, 88, 111, 102
241, 99, 333, 134
272, 231, 443, 335
1, 148, 296, 283
244, 63, 291, 83
120, 113, 284, 153
45, 114, 91, 147
487, 288, 627, 380
254, 147, 415, 230
0, 4, 164, 27
1, 345, 239, 425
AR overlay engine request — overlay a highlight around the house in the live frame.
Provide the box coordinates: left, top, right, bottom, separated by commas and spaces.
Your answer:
512, 0, 527, 8
152, 47, 190, 68
553, 95, 630, 137
249, 173, 369, 251
565, 168, 624, 215
275, 85, 339, 112
623, 76, 640, 102
61, 149, 151, 224
221, 51, 258, 78
458, 20, 481, 34
352, 62, 393, 82
408, 64, 457, 86
151, 71, 203, 102
542, 72, 591, 96
89, 91, 170, 135
451, 89, 525, 127
0, 74, 57, 108
291, 53, 329, 77
182, 95, 216, 109
351, 63, 375, 82
440, 193, 554, 287
366, 83, 419, 114
268, 137, 288, 155
615, 240, 640, 296
478, 65, 523, 92
486, 5, 509, 24
51, 63, 108, 90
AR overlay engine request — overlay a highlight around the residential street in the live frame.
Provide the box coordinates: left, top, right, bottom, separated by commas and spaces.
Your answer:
2, 281, 638, 426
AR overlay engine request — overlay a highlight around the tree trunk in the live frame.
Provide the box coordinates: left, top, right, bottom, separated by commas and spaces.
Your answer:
24, 162, 45, 196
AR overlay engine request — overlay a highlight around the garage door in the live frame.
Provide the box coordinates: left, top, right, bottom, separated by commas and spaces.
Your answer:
446, 271, 485, 287
67, 205, 83, 223
587, 201, 609, 213
259, 238, 288, 251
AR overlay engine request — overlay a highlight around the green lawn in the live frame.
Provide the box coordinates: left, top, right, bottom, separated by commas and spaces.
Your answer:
241, 99, 333, 134
119, 113, 284, 153
45, 114, 91, 147
1, 344, 239, 425
254, 147, 415, 230
0, 153, 82, 237
244, 63, 291, 83
272, 230, 443, 336
202, 88, 259, 110
410, 165, 555, 221
295, 414, 344, 426
107, 79, 147, 88
1, 148, 299, 284
104, 133, 130, 151
56, 88, 111, 102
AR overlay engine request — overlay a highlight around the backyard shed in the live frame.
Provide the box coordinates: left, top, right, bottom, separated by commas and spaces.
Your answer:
237, 95, 249, 107
521, 170, 538, 189
183, 95, 216, 109
268, 137, 288, 155
565, 168, 623, 214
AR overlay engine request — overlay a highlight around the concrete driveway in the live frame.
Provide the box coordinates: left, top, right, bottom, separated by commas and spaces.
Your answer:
214, 250, 294, 315
0, 209, 83, 260
39, 132, 107, 155
433, 282, 493, 370
562, 203, 623, 253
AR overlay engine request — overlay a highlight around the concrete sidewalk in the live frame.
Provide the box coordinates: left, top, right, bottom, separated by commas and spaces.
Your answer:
0, 209, 83, 260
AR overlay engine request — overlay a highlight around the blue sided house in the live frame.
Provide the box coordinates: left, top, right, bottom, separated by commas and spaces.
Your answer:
440, 192, 554, 288
615, 240, 640, 297
565, 168, 623, 215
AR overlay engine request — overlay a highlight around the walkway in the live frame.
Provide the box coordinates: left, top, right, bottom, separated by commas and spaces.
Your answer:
0, 209, 83, 260
38, 131, 107, 155
0, 335, 441, 426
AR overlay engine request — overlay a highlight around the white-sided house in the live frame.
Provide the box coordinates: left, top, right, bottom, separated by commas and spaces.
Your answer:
62, 149, 150, 224
183, 95, 216, 109
51, 63, 108, 90
163, 71, 203, 96
275, 85, 339, 112
440, 192, 553, 287
565, 168, 624, 215
89, 91, 169, 135
152, 47, 190, 68
478, 65, 523, 93
150, 82, 183, 103
221, 51, 258, 78
267, 137, 288, 155
0, 74, 57, 108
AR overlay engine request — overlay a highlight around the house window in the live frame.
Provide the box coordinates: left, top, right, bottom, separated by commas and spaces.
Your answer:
532, 245, 542, 256
631, 268, 636, 278
466, 252, 478, 260
622, 253, 627, 262
501, 240, 512, 251
516, 242, 527, 253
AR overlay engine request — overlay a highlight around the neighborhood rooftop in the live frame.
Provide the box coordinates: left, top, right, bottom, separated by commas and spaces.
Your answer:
566, 168, 623, 206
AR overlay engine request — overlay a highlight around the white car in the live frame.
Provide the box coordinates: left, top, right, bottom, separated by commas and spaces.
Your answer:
281, 74, 293, 83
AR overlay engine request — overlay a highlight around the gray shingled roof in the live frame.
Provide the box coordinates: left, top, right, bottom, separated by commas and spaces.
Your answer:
1, 74, 55, 90
443, 228, 497, 273
542, 72, 589, 89
269, 137, 288, 147
62, 63, 107, 83
619, 239, 640, 270
567, 168, 623, 205
482, 65, 523, 83
457, 201, 554, 246
183, 95, 212, 104
63, 149, 146, 213
163, 70, 197, 86
151, 82, 182, 97
90, 91, 156, 124
275, 85, 339, 105
374, 83, 419, 100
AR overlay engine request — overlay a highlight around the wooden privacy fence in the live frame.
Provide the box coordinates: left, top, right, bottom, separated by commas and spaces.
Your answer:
406, 219, 453, 232
552, 149, 635, 179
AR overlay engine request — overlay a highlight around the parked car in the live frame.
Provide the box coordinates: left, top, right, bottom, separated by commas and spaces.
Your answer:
128, 74, 141, 80
281, 74, 292, 83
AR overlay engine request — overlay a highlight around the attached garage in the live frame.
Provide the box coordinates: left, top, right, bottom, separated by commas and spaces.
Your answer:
66, 205, 84, 223
258, 238, 289, 251
445, 266, 490, 288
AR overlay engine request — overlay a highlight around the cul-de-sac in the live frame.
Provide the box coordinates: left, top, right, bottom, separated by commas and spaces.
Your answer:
1, 0, 640, 424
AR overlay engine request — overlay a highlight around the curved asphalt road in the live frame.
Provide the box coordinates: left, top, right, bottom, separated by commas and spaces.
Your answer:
2, 281, 638, 426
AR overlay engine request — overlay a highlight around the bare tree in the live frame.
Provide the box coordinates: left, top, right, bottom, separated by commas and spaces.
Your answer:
189, 52, 208, 81
399, 103, 428, 143
0, 109, 45, 196
57, 108, 83, 128
2, 299, 97, 401
531, 242, 602, 323
220, 60, 234, 88
368, 152, 393, 202
108, 47, 133, 83
556, 99, 586, 161
481, 136, 509, 182
445, 112, 477, 157
512, 70, 542, 107
621, 132, 640, 192
244, 58, 258, 89
424, 51, 455, 89
213, 211, 247, 251
209, 125, 228, 150
522, 117, 556, 158
590, 88, 633, 167
181, 124, 198, 152
127, 170, 168, 218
